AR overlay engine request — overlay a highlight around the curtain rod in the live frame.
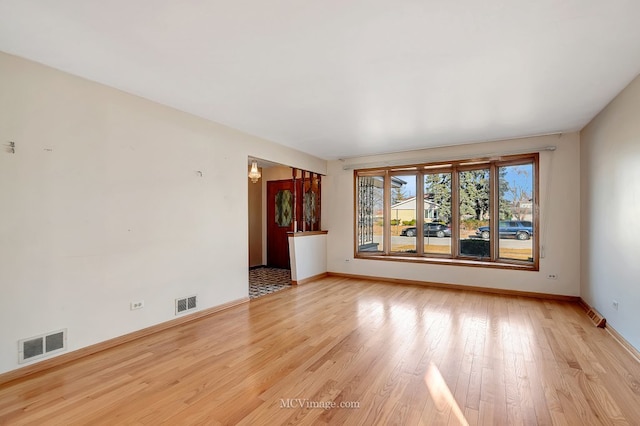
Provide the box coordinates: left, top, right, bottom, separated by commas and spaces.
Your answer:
341, 145, 556, 170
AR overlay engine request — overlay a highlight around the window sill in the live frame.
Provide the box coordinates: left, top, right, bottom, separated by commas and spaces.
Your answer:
354, 254, 538, 271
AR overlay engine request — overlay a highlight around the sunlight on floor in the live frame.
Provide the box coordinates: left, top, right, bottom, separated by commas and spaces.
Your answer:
425, 362, 469, 426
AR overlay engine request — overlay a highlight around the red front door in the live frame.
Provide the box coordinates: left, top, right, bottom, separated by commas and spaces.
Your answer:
267, 180, 302, 269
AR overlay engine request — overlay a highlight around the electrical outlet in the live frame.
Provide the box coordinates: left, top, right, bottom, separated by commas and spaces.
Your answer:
612, 300, 619, 310
130, 300, 144, 310
547, 274, 558, 280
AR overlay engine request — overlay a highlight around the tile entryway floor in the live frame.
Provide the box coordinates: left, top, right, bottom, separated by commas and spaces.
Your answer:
249, 267, 292, 299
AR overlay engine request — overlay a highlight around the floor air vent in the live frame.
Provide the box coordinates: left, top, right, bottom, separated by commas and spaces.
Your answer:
19, 329, 67, 364
586, 308, 606, 328
175, 295, 197, 315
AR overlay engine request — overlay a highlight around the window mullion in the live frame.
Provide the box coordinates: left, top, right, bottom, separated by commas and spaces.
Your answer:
416, 172, 424, 255
533, 156, 540, 268
383, 170, 391, 255
490, 163, 498, 261
451, 167, 460, 258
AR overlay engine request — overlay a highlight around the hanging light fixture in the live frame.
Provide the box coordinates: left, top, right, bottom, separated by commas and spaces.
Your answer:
248, 160, 261, 183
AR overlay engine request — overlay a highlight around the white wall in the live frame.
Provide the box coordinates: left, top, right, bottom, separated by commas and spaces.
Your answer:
288, 234, 327, 282
581, 74, 640, 352
0, 52, 326, 374
247, 167, 262, 267
324, 134, 581, 296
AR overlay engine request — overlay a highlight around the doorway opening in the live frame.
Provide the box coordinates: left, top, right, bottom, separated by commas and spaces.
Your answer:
247, 158, 293, 299
247, 158, 323, 298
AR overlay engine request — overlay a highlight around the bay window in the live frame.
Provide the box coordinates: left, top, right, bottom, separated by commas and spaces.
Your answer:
354, 153, 539, 270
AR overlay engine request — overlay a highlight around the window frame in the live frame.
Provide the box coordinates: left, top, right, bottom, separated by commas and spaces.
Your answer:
353, 153, 539, 271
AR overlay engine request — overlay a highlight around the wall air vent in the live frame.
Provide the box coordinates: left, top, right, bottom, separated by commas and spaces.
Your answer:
19, 329, 67, 364
586, 308, 606, 328
175, 295, 197, 315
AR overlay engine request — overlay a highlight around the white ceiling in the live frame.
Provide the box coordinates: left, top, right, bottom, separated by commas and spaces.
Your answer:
1, 1, 640, 160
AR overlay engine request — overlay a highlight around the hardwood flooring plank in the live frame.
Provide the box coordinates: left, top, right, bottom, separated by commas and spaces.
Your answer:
1, 277, 640, 425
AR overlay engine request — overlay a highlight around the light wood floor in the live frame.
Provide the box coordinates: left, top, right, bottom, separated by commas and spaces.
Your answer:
2, 276, 640, 425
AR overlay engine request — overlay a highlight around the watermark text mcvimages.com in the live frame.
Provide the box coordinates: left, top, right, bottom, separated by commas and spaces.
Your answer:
280, 398, 360, 410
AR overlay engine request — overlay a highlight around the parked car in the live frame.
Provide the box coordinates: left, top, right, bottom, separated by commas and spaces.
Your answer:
401, 223, 451, 238
476, 220, 532, 240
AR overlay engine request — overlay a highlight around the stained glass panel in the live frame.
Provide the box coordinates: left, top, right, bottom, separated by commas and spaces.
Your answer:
275, 190, 292, 227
